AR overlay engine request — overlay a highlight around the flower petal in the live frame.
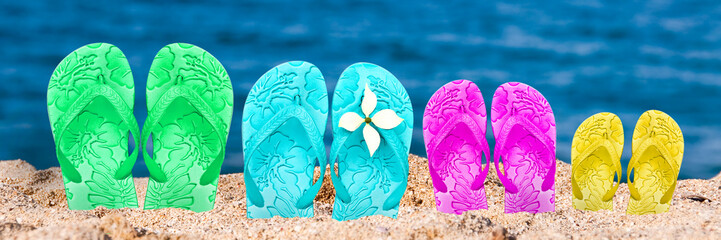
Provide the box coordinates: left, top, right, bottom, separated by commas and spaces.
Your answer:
339, 112, 364, 132
371, 109, 404, 129
361, 84, 377, 117
363, 124, 381, 157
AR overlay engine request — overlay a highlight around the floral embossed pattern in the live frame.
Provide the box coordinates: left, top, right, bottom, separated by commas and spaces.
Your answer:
571, 113, 623, 211
47, 43, 138, 210
331, 63, 413, 221
627, 110, 684, 215
491, 82, 556, 214
242, 61, 328, 218
423, 80, 490, 214
143, 43, 233, 212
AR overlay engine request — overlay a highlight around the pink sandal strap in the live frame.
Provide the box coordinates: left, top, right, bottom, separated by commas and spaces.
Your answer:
427, 114, 490, 193
493, 115, 556, 194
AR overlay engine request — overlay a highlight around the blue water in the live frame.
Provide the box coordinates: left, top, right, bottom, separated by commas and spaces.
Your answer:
1, 0, 719, 179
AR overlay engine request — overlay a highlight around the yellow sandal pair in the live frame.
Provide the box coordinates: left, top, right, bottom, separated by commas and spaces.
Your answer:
571, 110, 684, 215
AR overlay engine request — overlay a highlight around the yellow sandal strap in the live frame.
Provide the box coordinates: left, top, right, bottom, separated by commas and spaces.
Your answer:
572, 139, 622, 201
627, 136, 679, 201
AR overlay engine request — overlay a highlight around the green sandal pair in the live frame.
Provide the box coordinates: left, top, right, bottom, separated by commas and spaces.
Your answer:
47, 43, 233, 212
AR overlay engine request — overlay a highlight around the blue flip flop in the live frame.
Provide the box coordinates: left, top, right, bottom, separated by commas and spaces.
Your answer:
242, 61, 328, 218
330, 63, 413, 221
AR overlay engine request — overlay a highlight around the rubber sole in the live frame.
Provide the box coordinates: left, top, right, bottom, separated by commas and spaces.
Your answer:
330, 63, 413, 221
142, 43, 233, 212
423, 80, 490, 214
242, 61, 328, 218
627, 110, 684, 215
571, 112, 623, 211
47, 43, 138, 210
491, 82, 556, 214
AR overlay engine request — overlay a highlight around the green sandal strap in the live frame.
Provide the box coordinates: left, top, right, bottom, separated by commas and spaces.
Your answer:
53, 84, 140, 183
141, 85, 227, 184
243, 105, 327, 209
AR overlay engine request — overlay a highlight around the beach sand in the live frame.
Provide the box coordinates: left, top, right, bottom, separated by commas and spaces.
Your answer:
0, 155, 719, 239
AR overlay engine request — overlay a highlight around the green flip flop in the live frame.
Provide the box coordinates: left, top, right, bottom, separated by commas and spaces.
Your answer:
47, 43, 140, 210
142, 43, 233, 212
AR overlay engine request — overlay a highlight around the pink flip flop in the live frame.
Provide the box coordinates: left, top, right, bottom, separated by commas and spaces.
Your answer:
423, 80, 491, 214
491, 82, 556, 214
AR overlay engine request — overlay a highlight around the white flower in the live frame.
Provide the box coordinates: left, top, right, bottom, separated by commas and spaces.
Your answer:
339, 84, 404, 157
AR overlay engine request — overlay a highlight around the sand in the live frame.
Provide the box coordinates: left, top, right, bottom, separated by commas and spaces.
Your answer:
0, 155, 719, 239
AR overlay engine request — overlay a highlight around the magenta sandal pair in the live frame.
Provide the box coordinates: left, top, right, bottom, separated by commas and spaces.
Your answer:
423, 80, 556, 214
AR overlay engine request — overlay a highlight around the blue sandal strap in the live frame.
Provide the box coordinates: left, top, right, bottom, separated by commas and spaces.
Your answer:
243, 105, 327, 208
329, 134, 352, 203
329, 125, 409, 210
377, 128, 410, 210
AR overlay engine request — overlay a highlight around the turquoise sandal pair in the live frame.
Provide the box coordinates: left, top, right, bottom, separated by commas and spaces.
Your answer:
48, 43, 233, 212
243, 62, 414, 220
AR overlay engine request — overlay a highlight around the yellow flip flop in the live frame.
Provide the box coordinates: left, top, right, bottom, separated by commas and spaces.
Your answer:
571, 112, 624, 211
627, 110, 684, 215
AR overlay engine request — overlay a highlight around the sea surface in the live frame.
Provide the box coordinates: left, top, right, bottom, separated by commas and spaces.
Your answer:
1, 0, 719, 179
